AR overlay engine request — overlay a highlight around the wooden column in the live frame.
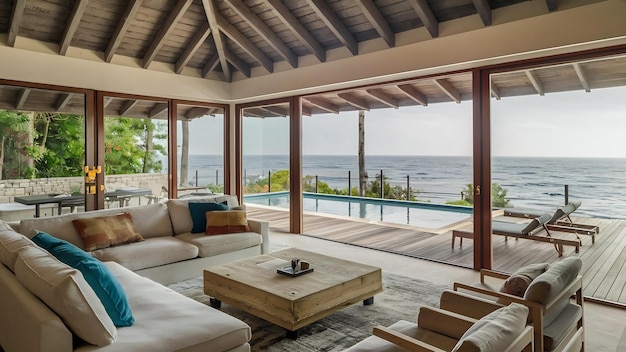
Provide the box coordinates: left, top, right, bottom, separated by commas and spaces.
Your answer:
289, 96, 303, 234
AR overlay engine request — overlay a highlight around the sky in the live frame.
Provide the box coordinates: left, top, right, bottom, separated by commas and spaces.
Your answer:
183, 85, 626, 158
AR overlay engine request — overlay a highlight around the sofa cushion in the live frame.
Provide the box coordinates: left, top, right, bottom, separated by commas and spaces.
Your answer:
72, 213, 144, 251
524, 257, 582, 305
175, 231, 262, 257
14, 246, 117, 346
91, 237, 199, 271
499, 263, 550, 298
167, 195, 240, 235
32, 231, 134, 327
0, 226, 35, 272
452, 303, 528, 352
188, 202, 229, 233
205, 210, 251, 235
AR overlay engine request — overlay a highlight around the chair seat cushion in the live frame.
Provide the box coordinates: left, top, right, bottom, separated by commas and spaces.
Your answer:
543, 303, 582, 351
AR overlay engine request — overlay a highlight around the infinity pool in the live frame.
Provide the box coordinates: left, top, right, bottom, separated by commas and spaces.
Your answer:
244, 192, 472, 229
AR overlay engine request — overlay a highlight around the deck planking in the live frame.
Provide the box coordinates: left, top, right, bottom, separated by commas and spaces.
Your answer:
246, 205, 626, 306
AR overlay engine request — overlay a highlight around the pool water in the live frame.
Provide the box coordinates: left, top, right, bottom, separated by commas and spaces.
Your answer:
244, 192, 472, 229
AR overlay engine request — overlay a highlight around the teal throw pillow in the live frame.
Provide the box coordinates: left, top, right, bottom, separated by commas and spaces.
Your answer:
188, 202, 229, 233
31, 231, 135, 327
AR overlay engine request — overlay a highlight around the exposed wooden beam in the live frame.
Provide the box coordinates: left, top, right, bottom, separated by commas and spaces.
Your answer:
525, 70, 545, 96
202, 53, 220, 78
175, 22, 211, 74
573, 63, 591, 92
103, 97, 113, 109
365, 89, 398, 108
120, 99, 139, 116
354, 0, 395, 47
490, 83, 501, 100
202, 0, 231, 81
434, 79, 461, 103
224, 46, 251, 78
143, 0, 193, 69
397, 84, 427, 106
472, 0, 492, 26
149, 103, 168, 118
259, 107, 287, 117
59, 0, 89, 55
55, 93, 73, 111
305, 97, 339, 114
546, 0, 558, 12
302, 105, 312, 116
224, 0, 297, 68
266, 0, 325, 63
242, 109, 264, 118
105, 0, 143, 63
407, 0, 438, 37
185, 107, 210, 119
7, 0, 26, 47
15, 88, 31, 109
217, 14, 273, 73
337, 93, 369, 111
307, 0, 358, 55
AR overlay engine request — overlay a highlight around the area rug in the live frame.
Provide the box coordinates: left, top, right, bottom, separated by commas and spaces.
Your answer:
167, 270, 449, 351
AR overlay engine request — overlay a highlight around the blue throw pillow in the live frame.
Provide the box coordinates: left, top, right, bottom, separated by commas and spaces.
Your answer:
188, 202, 229, 233
32, 231, 135, 327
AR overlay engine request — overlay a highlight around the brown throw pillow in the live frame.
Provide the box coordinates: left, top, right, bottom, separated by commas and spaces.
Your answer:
72, 213, 143, 251
205, 210, 251, 235
498, 263, 550, 299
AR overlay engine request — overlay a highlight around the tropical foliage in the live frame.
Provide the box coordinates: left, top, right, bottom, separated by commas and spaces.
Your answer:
456, 183, 512, 208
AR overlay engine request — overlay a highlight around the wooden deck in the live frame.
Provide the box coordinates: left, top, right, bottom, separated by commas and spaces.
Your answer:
246, 205, 626, 306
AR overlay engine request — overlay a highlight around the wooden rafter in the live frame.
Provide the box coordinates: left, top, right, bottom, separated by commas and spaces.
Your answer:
149, 103, 168, 118
407, 0, 438, 37
265, 0, 326, 63
472, 0, 492, 26
307, 0, 358, 55
15, 88, 31, 109
546, 0, 558, 12
143, 0, 193, 69
354, 0, 394, 47
490, 83, 501, 100
260, 106, 287, 117
573, 63, 591, 92
525, 70, 545, 96
366, 89, 397, 108
55, 93, 73, 111
176, 22, 211, 74
59, 0, 89, 55
306, 97, 339, 113
202, 53, 220, 78
217, 14, 273, 73
7, 0, 26, 47
120, 99, 139, 116
185, 107, 210, 119
302, 105, 312, 116
103, 97, 113, 109
397, 84, 427, 106
105, 0, 143, 63
225, 0, 297, 68
337, 93, 369, 110
202, 0, 231, 81
224, 46, 251, 78
434, 79, 461, 103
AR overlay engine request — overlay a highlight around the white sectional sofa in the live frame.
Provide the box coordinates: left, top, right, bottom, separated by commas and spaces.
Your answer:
0, 194, 269, 352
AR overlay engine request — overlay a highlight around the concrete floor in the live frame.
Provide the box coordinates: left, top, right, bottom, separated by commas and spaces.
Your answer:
271, 231, 626, 352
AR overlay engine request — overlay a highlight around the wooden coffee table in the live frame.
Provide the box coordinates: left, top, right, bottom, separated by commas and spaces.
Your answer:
203, 248, 382, 338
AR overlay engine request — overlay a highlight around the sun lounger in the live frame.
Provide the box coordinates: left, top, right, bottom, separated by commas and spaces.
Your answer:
452, 212, 581, 257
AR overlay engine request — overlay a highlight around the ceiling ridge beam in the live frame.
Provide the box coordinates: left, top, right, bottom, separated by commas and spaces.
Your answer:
365, 89, 398, 108
15, 88, 31, 109
397, 84, 427, 106
434, 79, 461, 103
143, 0, 194, 69
55, 93, 73, 111
106, 0, 143, 63
8, 0, 26, 47
120, 99, 139, 116
307, 0, 358, 55
266, 0, 326, 63
225, 0, 298, 68
472, 0, 492, 26
305, 97, 339, 113
338, 93, 369, 110
217, 12, 274, 73
203, 0, 231, 81
407, 0, 438, 37
355, 0, 395, 47
525, 70, 545, 96
175, 22, 211, 74
573, 63, 591, 92
59, 0, 89, 55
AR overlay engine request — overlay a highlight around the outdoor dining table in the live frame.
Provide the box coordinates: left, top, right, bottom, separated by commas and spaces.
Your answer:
14, 194, 84, 218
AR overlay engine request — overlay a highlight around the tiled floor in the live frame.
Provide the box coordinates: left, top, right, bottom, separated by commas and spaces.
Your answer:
270, 231, 626, 352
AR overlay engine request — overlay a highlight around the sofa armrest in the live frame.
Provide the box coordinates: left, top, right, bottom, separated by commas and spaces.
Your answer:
7, 220, 20, 232
247, 218, 270, 254
373, 326, 446, 352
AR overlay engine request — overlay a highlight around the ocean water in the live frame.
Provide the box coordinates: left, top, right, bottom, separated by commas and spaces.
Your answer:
185, 154, 626, 219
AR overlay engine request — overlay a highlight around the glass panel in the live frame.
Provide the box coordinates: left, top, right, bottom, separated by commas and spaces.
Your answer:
102, 97, 168, 208
175, 104, 224, 198
0, 85, 86, 219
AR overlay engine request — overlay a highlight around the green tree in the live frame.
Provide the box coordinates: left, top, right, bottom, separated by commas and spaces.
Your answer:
104, 118, 167, 175
461, 182, 512, 208
32, 113, 85, 178
0, 110, 30, 179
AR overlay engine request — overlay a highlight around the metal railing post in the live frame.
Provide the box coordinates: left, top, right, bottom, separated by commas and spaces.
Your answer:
406, 175, 410, 200
565, 185, 569, 205
348, 170, 351, 196
380, 169, 384, 199
268, 171, 271, 193
315, 175, 319, 193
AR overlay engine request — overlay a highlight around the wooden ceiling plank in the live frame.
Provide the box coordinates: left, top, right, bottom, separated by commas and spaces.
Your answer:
143, 0, 194, 69
307, 0, 358, 55
8, 0, 26, 47
397, 84, 427, 106
217, 14, 274, 73
202, 53, 220, 78
573, 63, 591, 92
354, 0, 395, 47
106, 0, 143, 63
225, 47, 252, 78
306, 97, 339, 113
491, 83, 501, 100
225, 0, 298, 68
337, 93, 369, 110
203, 0, 231, 81
546, 0, 558, 12
175, 22, 211, 74
265, 0, 326, 63
120, 99, 139, 116
149, 103, 168, 117
365, 89, 398, 108
407, 0, 439, 37
55, 93, 73, 111
15, 88, 31, 109
472, 0, 492, 26
434, 79, 461, 103
59, 0, 89, 55
525, 70, 545, 96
